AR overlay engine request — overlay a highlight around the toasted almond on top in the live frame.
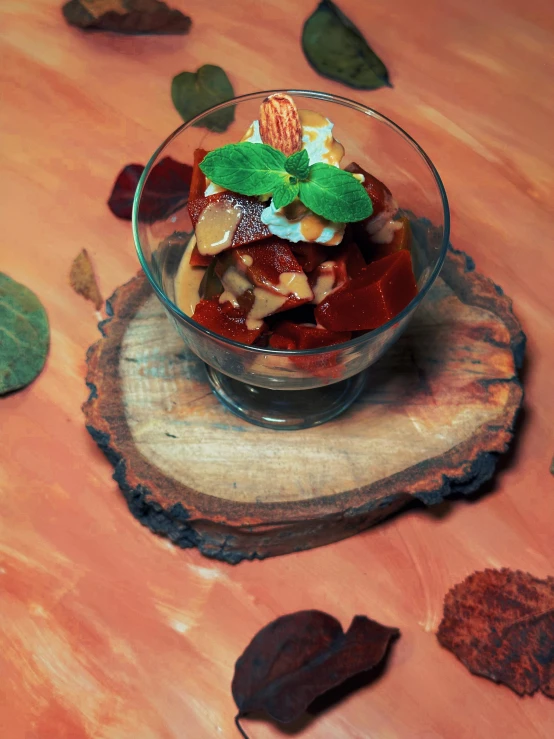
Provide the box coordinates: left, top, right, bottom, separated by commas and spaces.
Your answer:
259, 94, 303, 157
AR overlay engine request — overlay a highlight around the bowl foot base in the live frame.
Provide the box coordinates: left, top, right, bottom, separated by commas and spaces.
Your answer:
205, 366, 368, 430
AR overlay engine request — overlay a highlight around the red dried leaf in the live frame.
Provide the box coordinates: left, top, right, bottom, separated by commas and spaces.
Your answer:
107, 157, 192, 222
232, 610, 399, 729
437, 569, 554, 698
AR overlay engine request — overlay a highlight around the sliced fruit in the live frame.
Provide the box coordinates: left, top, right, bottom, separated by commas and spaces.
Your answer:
309, 241, 366, 304
315, 250, 417, 332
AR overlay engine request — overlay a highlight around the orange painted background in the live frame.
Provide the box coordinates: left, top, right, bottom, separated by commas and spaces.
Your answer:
1, 0, 553, 737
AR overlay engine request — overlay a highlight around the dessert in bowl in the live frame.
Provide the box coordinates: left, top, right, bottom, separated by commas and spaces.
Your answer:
133, 91, 449, 429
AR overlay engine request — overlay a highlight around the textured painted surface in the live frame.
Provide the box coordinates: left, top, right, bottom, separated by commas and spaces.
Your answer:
1, 0, 553, 736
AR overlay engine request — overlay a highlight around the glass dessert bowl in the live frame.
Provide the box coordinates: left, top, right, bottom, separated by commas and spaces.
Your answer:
133, 90, 449, 430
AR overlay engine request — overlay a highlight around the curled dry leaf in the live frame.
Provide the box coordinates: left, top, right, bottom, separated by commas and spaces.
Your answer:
302, 0, 391, 90
107, 157, 192, 221
232, 610, 399, 733
437, 568, 554, 698
0, 273, 49, 395
171, 65, 235, 133
62, 0, 191, 35
70, 249, 103, 311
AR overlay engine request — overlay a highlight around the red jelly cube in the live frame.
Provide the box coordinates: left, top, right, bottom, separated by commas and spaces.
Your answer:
269, 322, 351, 350
364, 215, 412, 263
315, 250, 417, 332
269, 321, 351, 379
189, 148, 208, 200
309, 241, 366, 304
290, 244, 329, 273
188, 192, 271, 252
190, 247, 214, 267
345, 162, 397, 224
192, 297, 264, 345
217, 238, 314, 316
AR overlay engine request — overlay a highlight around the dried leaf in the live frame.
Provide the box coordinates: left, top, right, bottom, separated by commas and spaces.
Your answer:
302, 0, 391, 90
107, 157, 192, 221
438, 569, 554, 698
62, 0, 191, 35
0, 273, 49, 395
70, 249, 103, 310
171, 65, 235, 133
232, 610, 399, 731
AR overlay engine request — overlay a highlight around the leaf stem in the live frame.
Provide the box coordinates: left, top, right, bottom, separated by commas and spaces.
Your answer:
235, 714, 250, 738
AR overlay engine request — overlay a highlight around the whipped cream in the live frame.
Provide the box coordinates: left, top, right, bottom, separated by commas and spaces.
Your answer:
205, 110, 348, 245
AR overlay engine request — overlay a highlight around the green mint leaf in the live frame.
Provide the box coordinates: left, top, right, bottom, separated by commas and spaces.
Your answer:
285, 149, 310, 180
299, 163, 373, 222
200, 142, 287, 196
302, 0, 391, 90
0, 273, 49, 395
171, 65, 234, 133
272, 181, 299, 210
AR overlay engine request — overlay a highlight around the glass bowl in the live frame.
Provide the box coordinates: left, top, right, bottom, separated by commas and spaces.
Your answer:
133, 90, 449, 430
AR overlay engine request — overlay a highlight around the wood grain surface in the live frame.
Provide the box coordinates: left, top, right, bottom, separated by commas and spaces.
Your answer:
82, 247, 524, 562
1, 1, 553, 737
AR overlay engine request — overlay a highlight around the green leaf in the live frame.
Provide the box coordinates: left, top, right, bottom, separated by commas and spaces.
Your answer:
0, 273, 49, 395
299, 163, 373, 222
200, 142, 287, 196
171, 64, 235, 133
302, 0, 391, 90
285, 149, 310, 181
272, 181, 299, 210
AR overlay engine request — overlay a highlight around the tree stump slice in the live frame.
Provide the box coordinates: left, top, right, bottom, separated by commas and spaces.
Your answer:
83, 246, 525, 563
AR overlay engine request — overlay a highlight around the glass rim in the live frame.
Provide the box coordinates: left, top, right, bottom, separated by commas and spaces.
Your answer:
132, 89, 450, 357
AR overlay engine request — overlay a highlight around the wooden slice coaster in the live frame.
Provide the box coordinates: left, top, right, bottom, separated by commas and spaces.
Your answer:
83, 247, 525, 563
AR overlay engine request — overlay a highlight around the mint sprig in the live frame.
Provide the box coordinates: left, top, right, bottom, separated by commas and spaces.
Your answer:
199, 142, 373, 223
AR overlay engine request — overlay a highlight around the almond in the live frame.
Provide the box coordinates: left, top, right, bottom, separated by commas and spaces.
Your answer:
259, 94, 303, 157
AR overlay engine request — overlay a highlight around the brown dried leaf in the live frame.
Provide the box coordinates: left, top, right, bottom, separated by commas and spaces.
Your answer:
62, 0, 191, 35
437, 568, 554, 698
70, 249, 103, 311
232, 610, 399, 732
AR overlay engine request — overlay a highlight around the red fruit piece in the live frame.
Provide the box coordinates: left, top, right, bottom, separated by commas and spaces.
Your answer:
364, 215, 412, 263
217, 238, 314, 316
188, 192, 271, 253
269, 322, 351, 379
108, 157, 192, 222
189, 148, 208, 200
269, 322, 350, 351
310, 241, 366, 304
290, 244, 329, 273
315, 250, 417, 332
192, 297, 264, 345
189, 248, 214, 267
345, 162, 397, 227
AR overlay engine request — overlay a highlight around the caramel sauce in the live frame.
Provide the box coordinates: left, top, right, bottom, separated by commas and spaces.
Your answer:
324, 231, 343, 246
300, 213, 327, 241
174, 237, 205, 317
241, 124, 255, 141
322, 136, 345, 166
196, 201, 243, 255
298, 109, 328, 128
311, 262, 337, 304
246, 271, 313, 330
282, 201, 309, 221
218, 266, 252, 308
